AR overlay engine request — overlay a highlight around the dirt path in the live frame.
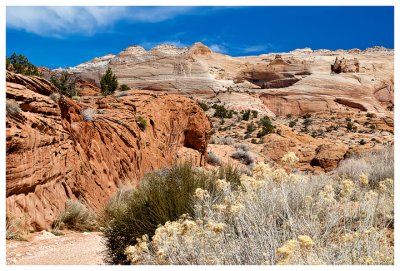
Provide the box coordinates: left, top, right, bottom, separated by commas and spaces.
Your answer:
6, 231, 105, 265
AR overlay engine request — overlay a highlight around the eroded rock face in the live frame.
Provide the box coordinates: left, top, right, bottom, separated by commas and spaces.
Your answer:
260, 125, 348, 172
331, 57, 360, 73
6, 72, 211, 230
62, 44, 393, 118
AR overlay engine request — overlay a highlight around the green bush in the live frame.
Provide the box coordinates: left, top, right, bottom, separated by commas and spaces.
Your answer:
101, 163, 215, 264
119, 84, 130, 91
6, 53, 39, 76
213, 104, 233, 118
289, 120, 297, 128
52, 200, 97, 232
246, 122, 256, 134
251, 110, 258, 118
100, 67, 118, 95
257, 116, 275, 137
50, 71, 77, 97
242, 110, 251, 121
198, 102, 209, 111
136, 116, 147, 131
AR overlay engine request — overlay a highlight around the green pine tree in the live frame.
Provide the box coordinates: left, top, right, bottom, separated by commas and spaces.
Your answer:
100, 67, 118, 95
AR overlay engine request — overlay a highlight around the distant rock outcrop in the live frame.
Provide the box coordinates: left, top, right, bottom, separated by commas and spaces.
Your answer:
58, 43, 393, 117
6, 72, 211, 230
331, 57, 360, 73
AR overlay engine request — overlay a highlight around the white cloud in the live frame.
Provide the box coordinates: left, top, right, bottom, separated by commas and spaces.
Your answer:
242, 44, 272, 54
6, 6, 195, 38
209, 44, 228, 54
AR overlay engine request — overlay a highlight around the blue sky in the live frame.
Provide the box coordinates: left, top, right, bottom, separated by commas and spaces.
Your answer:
6, 6, 394, 68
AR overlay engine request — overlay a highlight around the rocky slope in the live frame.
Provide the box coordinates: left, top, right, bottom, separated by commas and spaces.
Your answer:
62, 43, 393, 117
6, 72, 211, 230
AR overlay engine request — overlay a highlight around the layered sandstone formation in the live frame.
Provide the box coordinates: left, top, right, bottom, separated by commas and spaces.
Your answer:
62, 43, 393, 118
6, 72, 211, 230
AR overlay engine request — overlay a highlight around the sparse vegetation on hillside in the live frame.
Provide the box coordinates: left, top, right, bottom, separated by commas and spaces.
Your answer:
100, 67, 118, 95
6, 53, 39, 76
212, 104, 234, 119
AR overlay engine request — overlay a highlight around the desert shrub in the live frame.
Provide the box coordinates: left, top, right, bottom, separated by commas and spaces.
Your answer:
335, 146, 393, 188
6, 99, 21, 116
136, 116, 147, 131
50, 71, 77, 97
82, 108, 96, 121
207, 151, 221, 166
289, 120, 297, 128
242, 110, 251, 121
52, 200, 97, 232
6, 214, 25, 241
246, 122, 256, 134
303, 118, 312, 128
257, 116, 275, 138
231, 144, 254, 165
119, 84, 130, 91
209, 136, 235, 145
286, 113, 292, 118
251, 110, 258, 118
100, 162, 218, 264
212, 104, 232, 118
49, 93, 61, 103
359, 139, 366, 145
345, 117, 352, 122
125, 156, 393, 265
198, 102, 209, 111
302, 113, 311, 119
100, 67, 118, 95
346, 121, 357, 132
6, 53, 39, 76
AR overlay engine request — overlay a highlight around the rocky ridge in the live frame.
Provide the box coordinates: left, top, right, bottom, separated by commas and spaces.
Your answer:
6, 72, 211, 230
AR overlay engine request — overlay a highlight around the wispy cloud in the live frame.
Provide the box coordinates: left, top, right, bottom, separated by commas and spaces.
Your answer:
242, 44, 273, 53
209, 44, 228, 54
6, 6, 196, 38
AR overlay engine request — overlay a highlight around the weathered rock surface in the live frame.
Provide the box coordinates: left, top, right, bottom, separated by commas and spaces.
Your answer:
260, 125, 349, 172
62, 44, 393, 118
331, 57, 360, 73
6, 72, 211, 230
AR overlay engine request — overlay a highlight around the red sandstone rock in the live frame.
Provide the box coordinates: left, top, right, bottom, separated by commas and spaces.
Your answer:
6, 72, 211, 230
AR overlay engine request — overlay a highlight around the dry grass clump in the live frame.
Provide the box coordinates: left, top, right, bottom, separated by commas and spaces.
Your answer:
207, 151, 221, 166
336, 145, 393, 188
52, 200, 97, 232
209, 136, 235, 145
6, 214, 27, 241
6, 99, 21, 116
81, 108, 96, 121
231, 144, 254, 165
124, 151, 393, 265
